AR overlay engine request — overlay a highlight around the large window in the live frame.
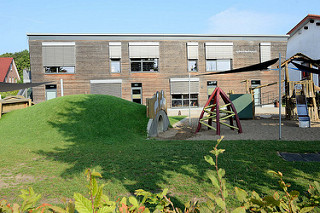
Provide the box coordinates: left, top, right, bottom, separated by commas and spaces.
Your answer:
172, 94, 198, 108
42, 42, 76, 74
205, 42, 233, 72
188, 60, 198, 72
45, 66, 75, 74
110, 59, 121, 73
131, 58, 158, 72
206, 59, 232, 71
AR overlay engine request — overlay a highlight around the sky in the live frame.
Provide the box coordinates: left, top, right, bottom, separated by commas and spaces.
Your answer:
0, 0, 320, 54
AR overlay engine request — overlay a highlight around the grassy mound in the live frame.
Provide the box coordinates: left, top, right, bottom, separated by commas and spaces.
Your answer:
0, 94, 148, 144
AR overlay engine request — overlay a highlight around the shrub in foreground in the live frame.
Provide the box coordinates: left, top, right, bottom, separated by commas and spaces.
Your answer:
1, 137, 320, 213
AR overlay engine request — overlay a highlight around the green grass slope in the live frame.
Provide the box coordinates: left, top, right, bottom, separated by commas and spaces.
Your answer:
0, 94, 148, 144
0, 95, 151, 201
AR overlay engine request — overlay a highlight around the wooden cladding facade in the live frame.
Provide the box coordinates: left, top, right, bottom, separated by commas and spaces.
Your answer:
28, 34, 288, 108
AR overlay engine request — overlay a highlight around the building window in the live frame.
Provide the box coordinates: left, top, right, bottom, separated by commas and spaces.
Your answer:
46, 84, 57, 101
131, 58, 158, 72
131, 83, 142, 104
110, 59, 121, 73
206, 59, 232, 71
42, 42, 76, 74
45, 66, 75, 74
188, 60, 198, 72
172, 94, 198, 108
109, 42, 121, 73
206, 60, 217, 71
260, 43, 271, 63
187, 42, 199, 72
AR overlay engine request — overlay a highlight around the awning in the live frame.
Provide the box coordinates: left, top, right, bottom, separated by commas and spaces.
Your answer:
0, 82, 51, 92
197, 58, 279, 76
292, 58, 320, 65
291, 62, 320, 75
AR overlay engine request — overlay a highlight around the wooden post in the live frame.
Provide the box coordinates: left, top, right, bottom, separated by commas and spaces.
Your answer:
285, 63, 291, 119
246, 80, 249, 94
215, 90, 220, 135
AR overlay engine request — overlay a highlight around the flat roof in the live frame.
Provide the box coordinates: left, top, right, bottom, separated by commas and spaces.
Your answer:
27, 33, 288, 42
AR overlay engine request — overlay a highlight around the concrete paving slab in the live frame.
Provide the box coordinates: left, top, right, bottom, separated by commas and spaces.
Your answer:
278, 152, 306, 162
279, 152, 320, 162
300, 153, 320, 162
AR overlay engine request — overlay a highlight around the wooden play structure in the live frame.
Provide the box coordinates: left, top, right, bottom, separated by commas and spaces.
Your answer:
0, 96, 32, 119
196, 87, 242, 135
280, 53, 320, 121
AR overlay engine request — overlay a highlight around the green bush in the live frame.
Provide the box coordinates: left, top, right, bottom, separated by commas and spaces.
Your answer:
1, 137, 319, 213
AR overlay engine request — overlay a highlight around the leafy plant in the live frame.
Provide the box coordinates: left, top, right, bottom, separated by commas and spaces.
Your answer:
203, 136, 317, 213
0, 187, 44, 213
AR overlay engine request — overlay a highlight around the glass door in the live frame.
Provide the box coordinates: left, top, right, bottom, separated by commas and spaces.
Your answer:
251, 80, 261, 106
131, 83, 142, 104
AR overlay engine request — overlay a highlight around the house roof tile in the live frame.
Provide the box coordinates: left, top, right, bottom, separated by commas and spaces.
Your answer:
0, 57, 13, 82
287, 14, 320, 35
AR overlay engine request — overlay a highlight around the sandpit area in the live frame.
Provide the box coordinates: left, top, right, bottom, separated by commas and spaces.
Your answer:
158, 114, 320, 141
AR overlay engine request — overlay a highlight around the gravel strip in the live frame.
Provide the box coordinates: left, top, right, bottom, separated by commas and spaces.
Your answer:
158, 114, 320, 141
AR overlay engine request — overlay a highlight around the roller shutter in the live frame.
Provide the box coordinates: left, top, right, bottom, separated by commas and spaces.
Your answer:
205, 42, 233, 59
42, 42, 75, 66
90, 80, 122, 98
170, 78, 199, 94
129, 42, 159, 58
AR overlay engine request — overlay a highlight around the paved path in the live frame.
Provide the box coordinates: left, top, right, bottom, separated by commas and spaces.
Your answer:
158, 114, 320, 141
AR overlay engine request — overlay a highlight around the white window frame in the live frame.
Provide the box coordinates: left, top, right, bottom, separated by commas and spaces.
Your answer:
206, 59, 232, 71
110, 59, 121, 73
130, 58, 159, 72
188, 59, 198, 72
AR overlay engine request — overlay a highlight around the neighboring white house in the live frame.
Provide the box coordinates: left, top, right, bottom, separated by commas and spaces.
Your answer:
287, 14, 320, 86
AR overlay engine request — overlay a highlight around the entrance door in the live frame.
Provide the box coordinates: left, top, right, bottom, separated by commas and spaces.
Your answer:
45, 85, 57, 101
131, 83, 142, 104
251, 80, 261, 106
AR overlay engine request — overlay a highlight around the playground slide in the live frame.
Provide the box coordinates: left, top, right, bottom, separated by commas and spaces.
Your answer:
295, 95, 310, 128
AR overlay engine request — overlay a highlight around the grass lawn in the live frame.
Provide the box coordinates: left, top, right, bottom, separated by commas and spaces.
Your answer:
0, 94, 319, 208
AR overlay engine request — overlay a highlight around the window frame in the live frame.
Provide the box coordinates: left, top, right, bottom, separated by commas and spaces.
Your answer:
188, 59, 198, 72
130, 58, 159, 72
206, 59, 232, 72
44, 66, 75, 74
171, 94, 199, 108
110, 59, 121, 73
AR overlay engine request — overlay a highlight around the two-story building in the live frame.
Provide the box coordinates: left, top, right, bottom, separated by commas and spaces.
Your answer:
27, 33, 287, 108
